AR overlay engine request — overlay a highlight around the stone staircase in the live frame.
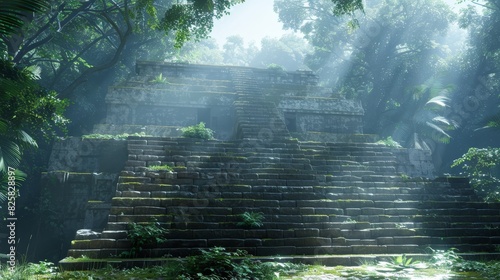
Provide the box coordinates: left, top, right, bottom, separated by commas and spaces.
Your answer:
65, 137, 500, 265
230, 68, 291, 141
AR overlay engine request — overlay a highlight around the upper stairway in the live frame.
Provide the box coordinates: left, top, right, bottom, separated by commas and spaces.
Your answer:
230, 68, 291, 141
66, 137, 500, 265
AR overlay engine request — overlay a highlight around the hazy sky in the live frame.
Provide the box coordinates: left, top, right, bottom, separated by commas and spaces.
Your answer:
209, 0, 467, 49
210, 0, 286, 48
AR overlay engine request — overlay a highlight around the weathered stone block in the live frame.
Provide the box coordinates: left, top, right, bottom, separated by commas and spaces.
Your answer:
207, 239, 245, 247
267, 229, 283, 238
345, 208, 362, 216
109, 207, 134, 215
126, 160, 147, 167
134, 206, 166, 215
352, 245, 387, 254
122, 191, 150, 197
295, 228, 319, 238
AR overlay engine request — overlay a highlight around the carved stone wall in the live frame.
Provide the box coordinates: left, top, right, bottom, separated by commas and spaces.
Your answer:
92, 61, 364, 140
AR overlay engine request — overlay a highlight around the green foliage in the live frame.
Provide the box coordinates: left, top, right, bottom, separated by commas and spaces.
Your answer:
26, 260, 58, 275
0, 59, 68, 202
451, 147, 500, 202
160, 1, 238, 48
147, 164, 174, 172
266, 63, 286, 71
181, 122, 214, 140
0, 0, 49, 36
81, 132, 151, 140
150, 73, 169, 83
378, 254, 427, 271
0, 168, 25, 203
175, 247, 278, 280
124, 221, 168, 258
427, 247, 462, 268
275, 0, 455, 138
376, 136, 402, 148
237, 212, 265, 228
0, 260, 58, 279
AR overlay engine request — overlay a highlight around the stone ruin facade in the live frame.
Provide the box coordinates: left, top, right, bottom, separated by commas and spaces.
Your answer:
93, 61, 365, 142
38, 61, 500, 268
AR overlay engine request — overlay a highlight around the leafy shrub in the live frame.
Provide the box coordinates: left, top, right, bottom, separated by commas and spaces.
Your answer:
427, 247, 462, 268
181, 122, 214, 140
174, 247, 278, 280
0, 260, 58, 279
267, 63, 286, 71
123, 221, 168, 257
451, 147, 500, 202
377, 254, 427, 272
26, 260, 58, 274
150, 73, 169, 83
237, 212, 265, 228
376, 136, 402, 148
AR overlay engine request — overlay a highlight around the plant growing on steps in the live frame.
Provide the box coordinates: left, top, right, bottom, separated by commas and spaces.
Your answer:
147, 164, 174, 172
123, 221, 168, 258
181, 122, 214, 140
376, 136, 402, 148
237, 212, 265, 228
150, 73, 169, 83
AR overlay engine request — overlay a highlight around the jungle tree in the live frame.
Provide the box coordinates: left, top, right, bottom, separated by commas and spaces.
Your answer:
275, 0, 457, 148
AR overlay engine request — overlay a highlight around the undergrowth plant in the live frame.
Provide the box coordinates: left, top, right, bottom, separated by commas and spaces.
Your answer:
376, 136, 402, 148
0, 260, 58, 280
181, 122, 214, 140
378, 254, 427, 272
122, 221, 168, 258
451, 147, 500, 202
174, 247, 279, 280
427, 247, 462, 268
150, 73, 169, 83
237, 212, 265, 228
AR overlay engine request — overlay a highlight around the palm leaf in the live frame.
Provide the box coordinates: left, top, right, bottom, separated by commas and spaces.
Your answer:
0, 137, 21, 172
476, 112, 500, 130
0, 169, 26, 203
425, 121, 451, 141
425, 95, 450, 108
0, 0, 49, 36
18, 129, 38, 149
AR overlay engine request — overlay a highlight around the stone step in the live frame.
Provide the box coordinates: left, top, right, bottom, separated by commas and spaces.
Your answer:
62, 251, 500, 269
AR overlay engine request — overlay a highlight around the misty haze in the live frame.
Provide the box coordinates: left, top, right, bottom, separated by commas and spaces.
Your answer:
1, 0, 499, 279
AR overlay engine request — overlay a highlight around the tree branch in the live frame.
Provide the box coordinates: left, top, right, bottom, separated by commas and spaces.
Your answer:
14, 0, 97, 64
59, 0, 132, 98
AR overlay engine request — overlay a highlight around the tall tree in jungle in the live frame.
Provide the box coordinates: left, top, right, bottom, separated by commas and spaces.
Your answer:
0, 0, 69, 200
275, 0, 457, 146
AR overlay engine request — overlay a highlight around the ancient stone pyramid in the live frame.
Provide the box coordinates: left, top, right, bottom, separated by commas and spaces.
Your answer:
60, 62, 500, 269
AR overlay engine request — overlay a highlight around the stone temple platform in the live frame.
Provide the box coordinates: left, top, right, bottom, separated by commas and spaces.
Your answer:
51, 61, 500, 269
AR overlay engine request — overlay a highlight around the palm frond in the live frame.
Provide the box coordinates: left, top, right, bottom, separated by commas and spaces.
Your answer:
425, 95, 450, 108
0, 169, 26, 203
425, 121, 451, 141
0, 0, 49, 36
18, 129, 38, 149
0, 137, 21, 172
476, 112, 500, 131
